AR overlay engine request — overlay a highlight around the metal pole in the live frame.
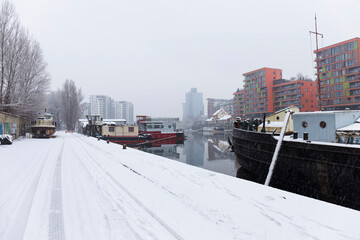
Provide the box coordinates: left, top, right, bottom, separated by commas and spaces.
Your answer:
264, 110, 292, 186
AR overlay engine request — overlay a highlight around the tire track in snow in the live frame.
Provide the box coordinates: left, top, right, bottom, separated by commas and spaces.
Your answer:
3, 140, 57, 240
48, 141, 65, 240
73, 135, 184, 240
67, 141, 144, 240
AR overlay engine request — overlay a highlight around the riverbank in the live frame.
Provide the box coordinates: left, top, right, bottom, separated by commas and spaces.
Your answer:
1, 131, 359, 239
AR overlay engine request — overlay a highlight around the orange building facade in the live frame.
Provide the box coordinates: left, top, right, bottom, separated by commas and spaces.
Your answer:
316, 37, 360, 110
233, 67, 318, 118
233, 89, 245, 117
273, 79, 318, 112
242, 67, 282, 118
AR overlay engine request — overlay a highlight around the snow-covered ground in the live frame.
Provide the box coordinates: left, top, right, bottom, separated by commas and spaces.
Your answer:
1, 131, 359, 240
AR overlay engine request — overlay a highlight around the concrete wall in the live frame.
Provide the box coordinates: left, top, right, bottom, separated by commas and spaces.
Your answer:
0, 112, 30, 139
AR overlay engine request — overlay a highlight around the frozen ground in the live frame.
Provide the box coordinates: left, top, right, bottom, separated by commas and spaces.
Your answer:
1, 131, 359, 240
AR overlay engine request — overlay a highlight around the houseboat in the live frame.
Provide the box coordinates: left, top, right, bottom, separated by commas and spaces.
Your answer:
31, 113, 56, 138
232, 109, 360, 210
81, 115, 151, 146
136, 115, 185, 140
100, 123, 152, 146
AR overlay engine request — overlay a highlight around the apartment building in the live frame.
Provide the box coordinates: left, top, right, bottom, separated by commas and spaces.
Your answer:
234, 68, 318, 118
233, 89, 245, 117
242, 67, 282, 118
273, 79, 318, 112
316, 37, 360, 110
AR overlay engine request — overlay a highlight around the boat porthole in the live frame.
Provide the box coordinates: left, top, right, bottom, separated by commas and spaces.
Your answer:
320, 121, 326, 128
168, 125, 172, 128
302, 121, 308, 128
276, 116, 280, 120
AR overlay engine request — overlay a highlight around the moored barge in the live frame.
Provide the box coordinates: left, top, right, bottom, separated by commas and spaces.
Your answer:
233, 110, 360, 210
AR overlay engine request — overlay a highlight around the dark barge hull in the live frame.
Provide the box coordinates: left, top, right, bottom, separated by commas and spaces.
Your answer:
101, 135, 184, 147
232, 128, 360, 210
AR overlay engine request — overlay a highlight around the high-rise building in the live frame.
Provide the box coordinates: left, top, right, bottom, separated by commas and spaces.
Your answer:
89, 95, 133, 122
233, 88, 245, 117
89, 95, 114, 119
183, 88, 204, 121
234, 68, 318, 118
115, 101, 134, 123
316, 37, 360, 110
243, 67, 282, 118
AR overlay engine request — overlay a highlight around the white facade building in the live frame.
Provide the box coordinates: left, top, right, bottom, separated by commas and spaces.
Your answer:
88, 96, 133, 122
115, 101, 134, 123
89, 95, 115, 119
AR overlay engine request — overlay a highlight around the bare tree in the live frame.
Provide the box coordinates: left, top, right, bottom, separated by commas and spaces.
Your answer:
47, 90, 62, 128
0, 0, 17, 106
60, 79, 84, 131
0, 1, 50, 118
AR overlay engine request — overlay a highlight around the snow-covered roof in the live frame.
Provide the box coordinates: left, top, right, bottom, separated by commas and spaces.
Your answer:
205, 118, 214, 122
103, 119, 126, 122
337, 123, 360, 131
218, 115, 232, 121
264, 121, 284, 128
212, 109, 223, 116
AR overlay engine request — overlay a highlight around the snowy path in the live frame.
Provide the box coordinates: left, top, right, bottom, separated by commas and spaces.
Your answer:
1, 132, 360, 240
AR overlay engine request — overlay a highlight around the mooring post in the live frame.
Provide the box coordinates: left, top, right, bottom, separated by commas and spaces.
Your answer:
261, 113, 266, 132
265, 110, 293, 186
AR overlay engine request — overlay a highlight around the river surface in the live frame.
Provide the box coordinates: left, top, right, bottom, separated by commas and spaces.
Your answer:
138, 131, 240, 177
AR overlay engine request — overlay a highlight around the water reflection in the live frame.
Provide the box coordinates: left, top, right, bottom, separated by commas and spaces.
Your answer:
139, 131, 238, 177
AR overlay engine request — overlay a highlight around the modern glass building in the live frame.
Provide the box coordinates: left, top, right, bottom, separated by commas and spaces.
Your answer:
183, 88, 204, 121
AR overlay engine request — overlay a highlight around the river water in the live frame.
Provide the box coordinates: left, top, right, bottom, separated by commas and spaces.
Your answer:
138, 131, 240, 177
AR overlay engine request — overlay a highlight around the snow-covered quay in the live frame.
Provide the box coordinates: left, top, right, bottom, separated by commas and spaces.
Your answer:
1, 132, 359, 240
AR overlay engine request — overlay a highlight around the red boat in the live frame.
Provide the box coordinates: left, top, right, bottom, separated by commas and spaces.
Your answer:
136, 115, 185, 140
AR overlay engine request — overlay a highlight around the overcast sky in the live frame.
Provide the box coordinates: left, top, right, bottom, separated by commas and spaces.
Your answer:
9, 0, 360, 117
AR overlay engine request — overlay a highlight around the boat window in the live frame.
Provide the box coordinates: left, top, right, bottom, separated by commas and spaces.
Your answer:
109, 127, 115, 132
320, 121, 326, 128
129, 127, 134, 132
276, 116, 280, 120
147, 125, 153, 129
302, 121, 308, 128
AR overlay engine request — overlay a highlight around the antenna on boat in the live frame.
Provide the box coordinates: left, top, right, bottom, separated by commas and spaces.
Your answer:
309, 14, 323, 110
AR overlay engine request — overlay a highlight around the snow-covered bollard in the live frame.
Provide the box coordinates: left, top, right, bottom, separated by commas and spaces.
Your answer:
107, 140, 109, 144
123, 144, 126, 149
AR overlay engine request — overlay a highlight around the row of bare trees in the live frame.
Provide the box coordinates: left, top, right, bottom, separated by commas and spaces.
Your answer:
47, 79, 85, 131
0, 1, 49, 118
